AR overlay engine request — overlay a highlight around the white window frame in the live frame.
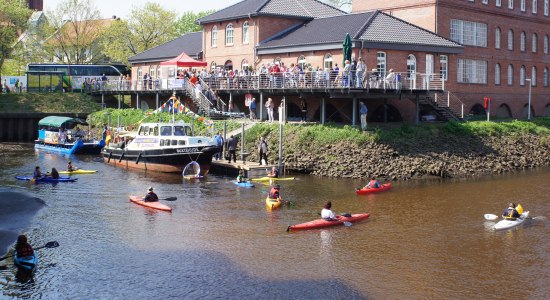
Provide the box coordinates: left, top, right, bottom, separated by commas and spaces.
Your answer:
545, 35, 549, 54
508, 64, 514, 85
544, 67, 549, 87
242, 21, 249, 44
533, 0, 538, 13
450, 19, 488, 47
457, 59, 488, 84
508, 30, 514, 50
520, 31, 526, 51
520, 65, 526, 85
482, 0, 488, 4
211, 26, 218, 48
532, 66, 537, 86
377, 51, 387, 77
509, 0, 514, 9
241, 59, 249, 70
532, 33, 538, 53
497, 0, 502, 7
440, 55, 448, 81
495, 27, 501, 49
323, 53, 333, 70
545, 0, 549, 15
407, 54, 417, 78
298, 55, 307, 69
225, 23, 234, 45
521, 0, 526, 11
495, 63, 501, 85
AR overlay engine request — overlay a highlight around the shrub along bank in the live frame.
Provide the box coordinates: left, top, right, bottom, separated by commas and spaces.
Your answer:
0, 93, 100, 113
244, 119, 550, 180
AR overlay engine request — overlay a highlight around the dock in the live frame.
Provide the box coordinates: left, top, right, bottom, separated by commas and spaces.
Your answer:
210, 159, 279, 178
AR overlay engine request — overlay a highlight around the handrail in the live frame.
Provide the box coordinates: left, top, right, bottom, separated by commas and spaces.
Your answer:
433, 91, 466, 119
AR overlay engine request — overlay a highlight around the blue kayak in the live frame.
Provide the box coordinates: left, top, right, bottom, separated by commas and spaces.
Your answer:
15, 176, 78, 183
14, 255, 38, 272
234, 181, 255, 187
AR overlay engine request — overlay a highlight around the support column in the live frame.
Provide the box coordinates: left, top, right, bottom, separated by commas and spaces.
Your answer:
384, 99, 388, 123
321, 98, 326, 124
352, 97, 357, 126
259, 92, 264, 121
136, 93, 140, 110
156, 93, 159, 109
118, 94, 121, 109
101, 93, 105, 110
415, 94, 420, 125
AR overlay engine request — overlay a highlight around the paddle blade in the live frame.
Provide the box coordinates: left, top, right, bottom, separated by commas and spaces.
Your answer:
343, 222, 352, 227
484, 214, 499, 221
45, 241, 60, 248
161, 197, 177, 201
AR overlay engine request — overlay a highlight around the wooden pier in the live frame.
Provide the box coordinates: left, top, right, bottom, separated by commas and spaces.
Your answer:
210, 159, 280, 178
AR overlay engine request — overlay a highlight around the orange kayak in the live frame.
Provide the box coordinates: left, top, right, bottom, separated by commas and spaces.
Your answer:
355, 183, 392, 195
129, 196, 172, 212
287, 213, 370, 231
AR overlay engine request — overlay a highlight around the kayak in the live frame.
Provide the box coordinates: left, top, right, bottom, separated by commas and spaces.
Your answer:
266, 197, 283, 210
14, 254, 38, 272
183, 175, 204, 180
15, 176, 78, 183
287, 213, 370, 231
252, 176, 295, 182
494, 211, 529, 230
59, 169, 97, 175
234, 181, 255, 187
129, 196, 172, 212
355, 183, 392, 195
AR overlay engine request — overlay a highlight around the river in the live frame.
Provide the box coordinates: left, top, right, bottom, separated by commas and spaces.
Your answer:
1, 144, 549, 299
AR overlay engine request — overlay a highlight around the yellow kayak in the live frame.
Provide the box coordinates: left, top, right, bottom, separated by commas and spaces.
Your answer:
58, 169, 97, 175
266, 197, 283, 211
252, 176, 295, 182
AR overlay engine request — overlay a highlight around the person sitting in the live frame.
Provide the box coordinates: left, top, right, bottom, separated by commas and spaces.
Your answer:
502, 203, 521, 220
15, 235, 34, 258
365, 177, 380, 189
33, 166, 43, 179
268, 184, 281, 199
67, 161, 77, 172
321, 201, 337, 221
144, 187, 159, 202
267, 166, 279, 178
50, 168, 60, 179
236, 167, 247, 183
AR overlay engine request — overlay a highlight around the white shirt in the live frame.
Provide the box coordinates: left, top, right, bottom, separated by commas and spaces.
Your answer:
321, 208, 335, 220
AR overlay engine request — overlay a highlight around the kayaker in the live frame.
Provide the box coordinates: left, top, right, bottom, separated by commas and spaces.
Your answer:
33, 166, 43, 179
321, 201, 337, 221
15, 235, 34, 259
269, 184, 281, 199
144, 187, 159, 202
503, 203, 521, 220
50, 168, 60, 179
267, 166, 279, 178
67, 161, 77, 172
364, 177, 380, 189
237, 167, 247, 183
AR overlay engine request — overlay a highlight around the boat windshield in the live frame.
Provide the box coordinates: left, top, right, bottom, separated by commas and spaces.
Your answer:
160, 126, 173, 136
174, 126, 185, 136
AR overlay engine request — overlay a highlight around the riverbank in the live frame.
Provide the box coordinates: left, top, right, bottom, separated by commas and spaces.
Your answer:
245, 119, 550, 180
0, 93, 99, 113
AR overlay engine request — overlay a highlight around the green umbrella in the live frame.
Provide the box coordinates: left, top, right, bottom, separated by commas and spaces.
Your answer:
342, 33, 352, 66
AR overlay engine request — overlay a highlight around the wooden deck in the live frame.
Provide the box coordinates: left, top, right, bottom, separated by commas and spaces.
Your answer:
210, 159, 279, 178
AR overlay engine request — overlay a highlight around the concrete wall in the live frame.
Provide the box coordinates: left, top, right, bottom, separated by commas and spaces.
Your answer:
0, 113, 88, 143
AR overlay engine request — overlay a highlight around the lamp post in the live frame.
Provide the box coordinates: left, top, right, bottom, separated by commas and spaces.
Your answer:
525, 78, 532, 121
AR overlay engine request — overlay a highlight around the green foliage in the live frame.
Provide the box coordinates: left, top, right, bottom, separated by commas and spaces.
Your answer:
0, 0, 32, 76
0, 93, 99, 112
176, 10, 215, 35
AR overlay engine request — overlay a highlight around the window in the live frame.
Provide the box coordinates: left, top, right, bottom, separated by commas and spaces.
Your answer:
520, 31, 526, 51
426, 54, 434, 75
508, 64, 514, 85
533, 0, 538, 13
440, 55, 448, 80
544, 67, 548, 86
137, 67, 142, 81
545, 0, 549, 15
225, 23, 234, 45
497, 0, 502, 6
157, 65, 161, 79
407, 54, 417, 78
377, 51, 387, 77
495, 63, 501, 84
323, 53, 333, 70
241, 59, 249, 70
482, 0, 488, 3
545, 35, 549, 54
509, 0, 514, 9
532, 33, 538, 52
211, 26, 218, 47
242, 21, 249, 44
149, 66, 155, 79
508, 30, 514, 50
520, 65, 526, 85
450, 19, 488, 47
532, 66, 537, 86
457, 59, 487, 84
298, 55, 307, 70
495, 27, 501, 49
521, 0, 526, 11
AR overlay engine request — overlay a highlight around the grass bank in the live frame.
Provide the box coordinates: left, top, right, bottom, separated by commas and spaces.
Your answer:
0, 93, 100, 113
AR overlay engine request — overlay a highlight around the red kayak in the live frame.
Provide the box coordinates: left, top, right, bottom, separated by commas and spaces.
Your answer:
355, 183, 392, 195
287, 213, 370, 232
129, 196, 172, 212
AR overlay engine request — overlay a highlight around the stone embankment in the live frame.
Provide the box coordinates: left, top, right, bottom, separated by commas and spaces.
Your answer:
256, 133, 550, 180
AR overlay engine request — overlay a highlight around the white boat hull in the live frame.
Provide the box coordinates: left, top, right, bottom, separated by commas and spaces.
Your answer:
494, 211, 530, 230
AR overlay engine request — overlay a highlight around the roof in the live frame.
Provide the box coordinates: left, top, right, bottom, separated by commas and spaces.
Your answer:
38, 116, 87, 128
160, 51, 207, 67
257, 11, 463, 54
128, 32, 202, 64
197, 0, 345, 24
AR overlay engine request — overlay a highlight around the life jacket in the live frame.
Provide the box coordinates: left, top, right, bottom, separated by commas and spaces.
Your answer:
503, 208, 519, 220
16, 244, 34, 258
369, 180, 379, 188
269, 188, 280, 199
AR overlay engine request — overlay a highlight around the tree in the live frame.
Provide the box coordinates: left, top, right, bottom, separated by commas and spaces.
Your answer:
44, 0, 106, 64
176, 10, 215, 35
0, 0, 32, 81
101, 2, 179, 64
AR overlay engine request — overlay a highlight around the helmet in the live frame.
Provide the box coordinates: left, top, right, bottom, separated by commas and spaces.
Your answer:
275, 184, 280, 189
148, 187, 154, 192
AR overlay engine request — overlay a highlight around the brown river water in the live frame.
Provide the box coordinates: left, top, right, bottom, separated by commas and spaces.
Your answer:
1, 145, 549, 299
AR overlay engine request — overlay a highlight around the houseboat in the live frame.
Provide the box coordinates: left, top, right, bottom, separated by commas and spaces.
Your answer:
101, 121, 219, 174
35, 116, 105, 155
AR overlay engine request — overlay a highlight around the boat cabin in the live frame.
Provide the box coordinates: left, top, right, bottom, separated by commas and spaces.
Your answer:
126, 122, 214, 150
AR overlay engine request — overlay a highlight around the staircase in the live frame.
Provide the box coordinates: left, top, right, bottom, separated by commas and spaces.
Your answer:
418, 91, 466, 122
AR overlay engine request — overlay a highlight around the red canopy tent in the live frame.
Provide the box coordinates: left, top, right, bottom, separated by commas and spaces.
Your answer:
160, 51, 207, 67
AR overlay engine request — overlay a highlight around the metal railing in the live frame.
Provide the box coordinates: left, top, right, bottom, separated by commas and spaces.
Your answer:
433, 91, 466, 119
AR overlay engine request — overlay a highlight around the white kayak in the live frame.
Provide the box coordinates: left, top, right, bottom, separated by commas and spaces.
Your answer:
494, 211, 529, 230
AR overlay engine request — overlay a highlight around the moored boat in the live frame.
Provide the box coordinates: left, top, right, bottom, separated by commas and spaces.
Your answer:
34, 116, 105, 155
287, 213, 370, 231
102, 121, 218, 174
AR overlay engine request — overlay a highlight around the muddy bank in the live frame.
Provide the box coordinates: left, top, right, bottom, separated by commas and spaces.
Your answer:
254, 132, 550, 181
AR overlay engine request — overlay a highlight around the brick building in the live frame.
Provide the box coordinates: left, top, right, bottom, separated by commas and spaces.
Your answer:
353, 0, 550, 117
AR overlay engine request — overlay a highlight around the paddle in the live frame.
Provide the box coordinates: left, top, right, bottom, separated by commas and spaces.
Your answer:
160, 197, 177, 201
484, 214, 499, 221
318, 213, 352, 226
0, 241, 60, 262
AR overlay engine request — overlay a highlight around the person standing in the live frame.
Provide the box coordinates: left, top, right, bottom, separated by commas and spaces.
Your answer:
227, 135, 237, 163
249, 97, 257, 120
356, 57, 366, 88
265, 98, 274, 122
258, 137, 268, 165
214, 132, 224, 160
360, 101, 368, 131
300, 99, 307, 122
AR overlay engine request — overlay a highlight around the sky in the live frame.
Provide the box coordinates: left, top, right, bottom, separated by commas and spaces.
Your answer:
44, 0, 243, 18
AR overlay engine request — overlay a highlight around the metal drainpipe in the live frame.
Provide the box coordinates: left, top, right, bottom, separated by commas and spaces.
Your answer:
435, 0, 439, 33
